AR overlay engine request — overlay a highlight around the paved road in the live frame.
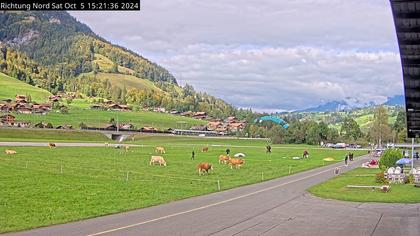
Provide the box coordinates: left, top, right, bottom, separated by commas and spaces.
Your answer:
0, 142, 140, 147
5, 155, 420, 236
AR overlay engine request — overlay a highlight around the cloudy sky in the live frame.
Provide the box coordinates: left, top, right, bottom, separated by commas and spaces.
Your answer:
71, 0, 403, 112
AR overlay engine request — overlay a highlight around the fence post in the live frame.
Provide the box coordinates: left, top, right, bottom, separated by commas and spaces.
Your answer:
126, 171, 129, 182
60, 165, 63, 174
261, 171, 264, 181
25, 162, 28, 169
217, 179, 221, 191
288, 165, 292, 174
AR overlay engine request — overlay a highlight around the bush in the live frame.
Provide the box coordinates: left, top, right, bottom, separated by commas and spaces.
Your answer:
406, 175, 414, 184
79, 122, 87, 129
379, 149, 402, 171
46, 123, 53, 129
375, 172, 388, 184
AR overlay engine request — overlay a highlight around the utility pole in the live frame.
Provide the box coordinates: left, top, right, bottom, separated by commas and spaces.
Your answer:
412, 138, 415, 170
117, 116, 119, 132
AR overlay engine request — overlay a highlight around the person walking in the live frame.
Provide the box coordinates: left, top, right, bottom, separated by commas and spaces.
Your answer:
344, 154, 349, 166
226, 148, 230, 155
191, 150, 195, 160
266, 145, 272, 153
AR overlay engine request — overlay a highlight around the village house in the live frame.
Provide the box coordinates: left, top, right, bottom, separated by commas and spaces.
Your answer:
107, 104, 131, 111
32, 104, 48, 114
39, 104, 52, 111
141, 126, 158, 132
34, 122, 50, 128
56, 125, 73, 130
14, 121, 30, 128
180, 111, 193, 117
228, 122, 246, 132
15, 104, 32, 114
207, 121, 223, 131
48, 95, 61, 102
192, 112, 207, 119
170, 109, 180, 115
119, 123, 135, 130
153, 107, 166, 113
104, 124, 118, 130
15, 95, 27, 103
225, 116, 238, 123
0, 103, 12, 112
0, 114, 15, 125
190, 125, 207, 131
119, 105, 130, 111
91, 104, 104, 110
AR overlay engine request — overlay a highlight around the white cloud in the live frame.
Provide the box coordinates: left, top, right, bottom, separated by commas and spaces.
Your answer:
71, 0, 403, 111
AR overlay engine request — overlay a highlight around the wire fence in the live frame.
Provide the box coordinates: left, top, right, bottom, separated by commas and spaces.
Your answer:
0, 157, 326, 192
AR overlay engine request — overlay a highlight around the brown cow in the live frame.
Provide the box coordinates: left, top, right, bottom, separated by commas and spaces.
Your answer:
48, 143, 56, 148
218, 155, 230, 164
155, 146, 166, 154
4, 149, 17, 155
197, 162, 213, 175
202, 147, 209, 152
149, 156, 167, 166
229, 158, 245, 169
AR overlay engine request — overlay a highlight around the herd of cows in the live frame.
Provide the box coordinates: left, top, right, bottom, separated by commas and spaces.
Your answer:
150, 146, 245, 175
3, 144, 246, 176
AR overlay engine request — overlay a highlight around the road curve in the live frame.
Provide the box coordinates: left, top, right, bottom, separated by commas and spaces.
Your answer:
5, 155, 420, 236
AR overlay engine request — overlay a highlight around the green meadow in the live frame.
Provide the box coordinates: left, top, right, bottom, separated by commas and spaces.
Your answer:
308, 168, 420, 203
10, 98, 207, 130
0, 141, 364, 233
0, 73, 51, 102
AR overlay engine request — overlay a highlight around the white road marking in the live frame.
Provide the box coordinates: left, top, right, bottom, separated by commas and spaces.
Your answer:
87, 162, 354, 236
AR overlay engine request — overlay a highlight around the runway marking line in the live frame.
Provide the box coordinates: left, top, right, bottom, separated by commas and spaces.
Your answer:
87, 162, 355, 236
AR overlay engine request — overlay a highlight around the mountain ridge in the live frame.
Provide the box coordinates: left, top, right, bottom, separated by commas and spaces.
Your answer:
0, 11, 245, 119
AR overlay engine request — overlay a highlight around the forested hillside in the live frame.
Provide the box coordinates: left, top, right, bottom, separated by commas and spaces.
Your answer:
0, 11, 242, 118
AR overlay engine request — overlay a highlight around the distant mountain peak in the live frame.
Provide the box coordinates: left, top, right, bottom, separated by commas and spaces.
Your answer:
295, 95, 405, 113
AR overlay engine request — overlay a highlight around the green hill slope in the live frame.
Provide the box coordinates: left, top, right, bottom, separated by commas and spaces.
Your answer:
0, 73, 51, 102
79, 72, 163, 93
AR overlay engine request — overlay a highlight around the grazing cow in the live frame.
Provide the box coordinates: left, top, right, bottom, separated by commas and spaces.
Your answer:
218, 155, 230, 164
4, 149, 17, 155
202, 147, 209, 152
48, 143, 56, 148
229, 158, 245, 169
197, 162, 213, 175
149, 156, 167, 166
155, 146, 166, 154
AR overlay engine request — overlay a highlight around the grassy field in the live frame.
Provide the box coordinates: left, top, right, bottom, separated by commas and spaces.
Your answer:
10, 100, 207, 130
0, 141, 365, 233
0, 73, 51, 102
308, 168, 420, 203
0, 129, 109, 142
93, 53, 135, 75
79, 72, 162, 92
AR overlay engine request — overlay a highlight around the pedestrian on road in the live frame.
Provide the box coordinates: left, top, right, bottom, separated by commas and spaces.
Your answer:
344, 155, 348, 166
191, 150, 195, 160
